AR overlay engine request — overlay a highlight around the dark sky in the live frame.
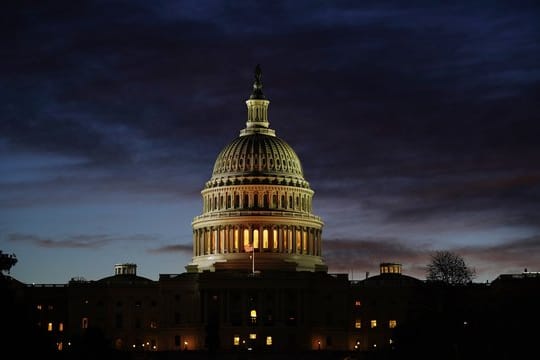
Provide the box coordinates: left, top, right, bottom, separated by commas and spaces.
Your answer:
1, 0, 539, 283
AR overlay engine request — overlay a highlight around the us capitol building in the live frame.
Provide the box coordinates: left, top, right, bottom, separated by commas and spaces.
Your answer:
188, 64, 326, 274
3, 66, 536, 358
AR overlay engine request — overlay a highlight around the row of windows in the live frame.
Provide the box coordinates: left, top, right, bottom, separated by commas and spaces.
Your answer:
81, 317, 159, 330
225, 155, 291, 169
203, 190, 312, 213
233, 334, 273, 346
46, 322, 64, 332
354, 319, 397, 329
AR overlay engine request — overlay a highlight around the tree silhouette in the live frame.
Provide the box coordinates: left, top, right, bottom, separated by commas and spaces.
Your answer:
0, 250, 18, 275
426, 251, 475, 285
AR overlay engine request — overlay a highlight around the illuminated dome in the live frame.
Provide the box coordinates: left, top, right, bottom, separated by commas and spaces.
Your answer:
186, 65, 327, 273
208, 134, 309, 189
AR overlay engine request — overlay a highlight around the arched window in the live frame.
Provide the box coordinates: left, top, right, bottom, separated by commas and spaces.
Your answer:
263, 229, 269, 249
234, 228, 239, 251
253, 229, 259, 249
243, 229, 250, 250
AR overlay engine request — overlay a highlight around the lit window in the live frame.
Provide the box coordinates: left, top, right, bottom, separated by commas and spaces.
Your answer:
233, 336, 240, 346
263, 229, 269, 249
250, 309, 257, 318
48, 305, 54, 310
253, 229, 259, 249
354, 300, 361, 307
371, 320, 377, 328
244, 229, 250, 247
249, 333, 257, 340
355, 320, 361, 328
59, 322, 64, 332
82, 317, 88, 329
47, 322, 53, 331
389, 320, 397, 328
389, 339, 393, 344
266, 336, 272, 346
150, 321, 157, 329
37, 304, 42, 310
57, 342, 63, 351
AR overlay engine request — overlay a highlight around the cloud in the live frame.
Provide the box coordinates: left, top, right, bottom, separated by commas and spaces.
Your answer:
7, 232, 160, 249
147, 243, 193, 254
324, 233, 540, 282
323, 237, 431, 274
458, 235, 540, 265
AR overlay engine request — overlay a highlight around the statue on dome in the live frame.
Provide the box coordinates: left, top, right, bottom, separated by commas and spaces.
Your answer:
255, 64, 262, 83
251, 64, 265, 99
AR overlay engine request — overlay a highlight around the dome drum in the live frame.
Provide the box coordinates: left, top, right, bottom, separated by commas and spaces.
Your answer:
200, 185, 315, 214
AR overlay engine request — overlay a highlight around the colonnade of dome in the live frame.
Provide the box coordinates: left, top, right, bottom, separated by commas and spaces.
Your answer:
192, 225, 322, 257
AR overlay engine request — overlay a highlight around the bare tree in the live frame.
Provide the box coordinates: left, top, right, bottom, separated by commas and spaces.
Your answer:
426, 251, 475, 285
